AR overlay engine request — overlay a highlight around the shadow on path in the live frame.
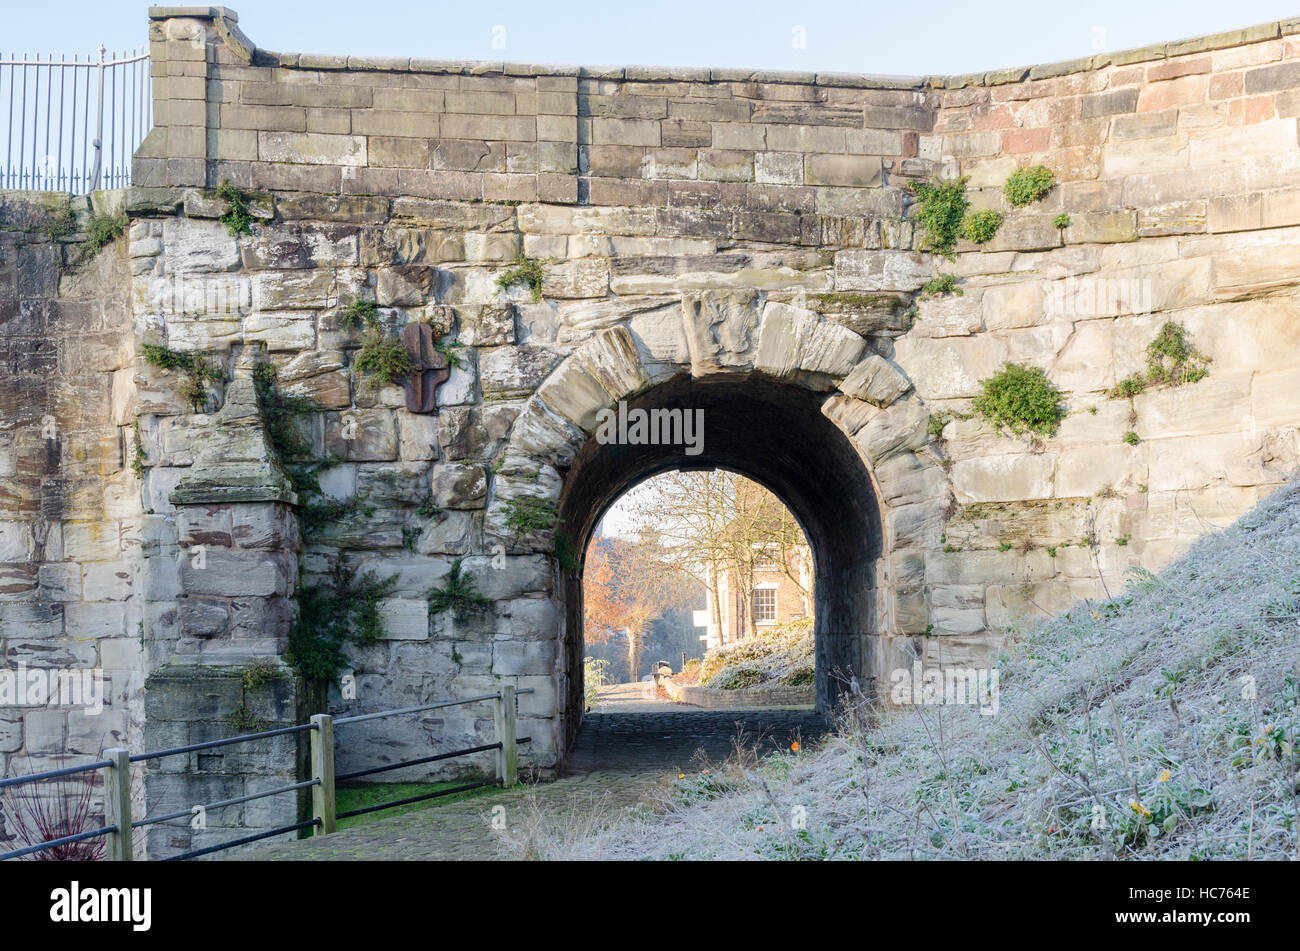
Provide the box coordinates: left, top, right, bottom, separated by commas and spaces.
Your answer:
233, 709, 829, 861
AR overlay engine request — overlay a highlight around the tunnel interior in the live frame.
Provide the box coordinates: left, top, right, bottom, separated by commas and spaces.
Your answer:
554, 372, 884, 750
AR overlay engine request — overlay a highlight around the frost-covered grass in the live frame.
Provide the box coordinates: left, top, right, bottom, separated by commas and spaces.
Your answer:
694, 618, 814, 690
506, 480, 1300, 860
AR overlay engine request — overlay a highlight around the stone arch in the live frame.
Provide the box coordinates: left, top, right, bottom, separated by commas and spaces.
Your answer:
491, 290, 950, 754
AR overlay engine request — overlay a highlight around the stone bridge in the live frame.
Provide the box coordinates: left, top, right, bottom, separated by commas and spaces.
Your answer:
2, 6, 1300, 856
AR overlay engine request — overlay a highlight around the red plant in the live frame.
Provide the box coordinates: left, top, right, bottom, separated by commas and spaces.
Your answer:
0, 756, 106, 861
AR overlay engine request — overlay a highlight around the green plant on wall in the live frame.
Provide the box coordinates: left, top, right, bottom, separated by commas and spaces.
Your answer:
428, 558, 490, 621
495, 254, 545, 301
130, 419, 147, 478
972, 362, 1065, 436
1108, 321, 1210, 399
286, 564, 399, 684
1003, 165, 1056, 207
920, 273, 962, 297
962, 209, 1003, 245
141, 343, 225, 411
345, 297, 414, 386
554, 531, 579, 573
1053, 213, 1071, 230
224, 660, 285, 734
43, 204, 77, 242
908, 177, 971, 259
217, 179, 255, 236
503, 495, 556, 535
253, 361, 316, 463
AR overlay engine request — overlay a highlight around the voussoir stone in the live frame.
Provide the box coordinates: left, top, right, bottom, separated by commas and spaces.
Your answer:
839, 353, 912, 407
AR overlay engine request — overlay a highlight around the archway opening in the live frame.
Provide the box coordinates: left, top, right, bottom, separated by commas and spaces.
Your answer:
555, 373, 884, 751
583, 469, 816, 700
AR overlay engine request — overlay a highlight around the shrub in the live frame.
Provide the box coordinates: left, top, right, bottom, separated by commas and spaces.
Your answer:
1053, 213, 1071, 230
710, 666, 766, 690
782, 667, 815, 687
1107, 321, 1209, 399
583, 657, 610, 709
354, 334, 414, 386
697, 619, 813, 689
1144, 320, 1210, 386
1110, 374, 1146, 399
972, 362, 1065, 436
1123, 430, 1141, 446
1003, 164, 1056, 207
342, 298, 380, 329
962, 209, 1003, 245
43, 205, 77, 242
908, 177, 970, 259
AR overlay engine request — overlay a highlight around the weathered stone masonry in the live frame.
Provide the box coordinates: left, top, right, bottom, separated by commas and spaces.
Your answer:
4, 5, 1300, 855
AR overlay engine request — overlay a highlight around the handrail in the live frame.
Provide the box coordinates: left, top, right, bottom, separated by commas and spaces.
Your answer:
0, 757, 113, 790
1, 680, 527, 857
129, 722, 317, 763
0, 685, 532, 861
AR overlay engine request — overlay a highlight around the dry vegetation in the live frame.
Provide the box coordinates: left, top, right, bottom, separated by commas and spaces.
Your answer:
503, 479, 1300, 860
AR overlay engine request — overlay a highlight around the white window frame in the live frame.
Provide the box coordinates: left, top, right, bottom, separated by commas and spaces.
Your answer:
752, 583, 778, 625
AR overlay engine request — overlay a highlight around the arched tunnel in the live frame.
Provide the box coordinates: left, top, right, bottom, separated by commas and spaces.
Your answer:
554, 372, 885, 748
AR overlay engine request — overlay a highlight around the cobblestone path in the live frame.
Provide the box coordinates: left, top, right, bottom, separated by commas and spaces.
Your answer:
235, 708, 828, 860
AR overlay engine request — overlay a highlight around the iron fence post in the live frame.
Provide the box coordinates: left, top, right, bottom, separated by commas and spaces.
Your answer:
89, 44, 104, 191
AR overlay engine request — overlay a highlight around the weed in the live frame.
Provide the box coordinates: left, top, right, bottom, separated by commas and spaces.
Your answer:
1003, 164, 1055, 207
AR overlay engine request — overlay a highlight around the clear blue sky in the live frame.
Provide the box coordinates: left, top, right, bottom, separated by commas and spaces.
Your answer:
6, 1, 1300, 75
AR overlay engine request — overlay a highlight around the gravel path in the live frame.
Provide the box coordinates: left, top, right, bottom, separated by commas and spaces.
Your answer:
232, 708, 827, 861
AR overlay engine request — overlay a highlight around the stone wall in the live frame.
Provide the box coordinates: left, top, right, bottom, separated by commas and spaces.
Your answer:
661, 677, 814, 710
0, 189, 148, 852
4, 5, 1300, 854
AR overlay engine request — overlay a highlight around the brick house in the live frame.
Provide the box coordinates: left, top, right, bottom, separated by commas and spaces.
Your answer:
695, 543, 813, 649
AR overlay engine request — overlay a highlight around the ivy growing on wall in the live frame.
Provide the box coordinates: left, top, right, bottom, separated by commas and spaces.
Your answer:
287, 564, 400, 684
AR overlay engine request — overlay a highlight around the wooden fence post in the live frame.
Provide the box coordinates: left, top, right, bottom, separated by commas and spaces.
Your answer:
103, 747, 133, 861
310, 714, 336, 835
494, 687, 517, 788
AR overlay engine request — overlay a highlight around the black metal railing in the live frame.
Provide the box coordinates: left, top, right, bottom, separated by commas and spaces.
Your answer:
0, 686, 533, 861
